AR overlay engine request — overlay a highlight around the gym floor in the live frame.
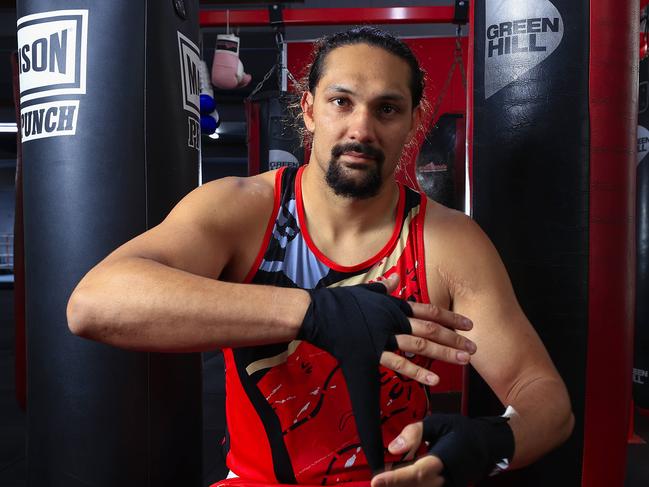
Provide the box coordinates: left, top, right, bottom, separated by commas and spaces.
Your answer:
1, 286, 647, 486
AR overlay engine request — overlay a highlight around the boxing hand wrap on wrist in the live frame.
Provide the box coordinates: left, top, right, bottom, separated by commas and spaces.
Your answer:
297, 283, 413, 474
423, 413, 515, 487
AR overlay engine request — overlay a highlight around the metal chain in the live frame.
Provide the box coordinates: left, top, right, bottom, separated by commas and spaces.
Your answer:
286, 68, 300, 90
248, 29, 299, 99
275, 30, 284, 92
428, 25, 467, 127
275, 29, 300, 91
455, 28, 468, 90
248, 64, 276, 99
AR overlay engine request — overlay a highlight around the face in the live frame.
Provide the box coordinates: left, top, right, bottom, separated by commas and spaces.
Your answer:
301, 43, 421, 199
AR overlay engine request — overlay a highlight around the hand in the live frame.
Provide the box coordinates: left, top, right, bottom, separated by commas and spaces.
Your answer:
379, 275, 476, 387
297, 278, 477, 474
298, 279, 416, 474
372, 421, 447, 487
373, 413, 515, 487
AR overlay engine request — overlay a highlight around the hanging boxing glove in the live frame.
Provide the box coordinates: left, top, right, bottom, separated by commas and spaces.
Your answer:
199, 60, 216, 114
212, 33, 252, 90
201, 108, 220, 136
199, 59, 219, 135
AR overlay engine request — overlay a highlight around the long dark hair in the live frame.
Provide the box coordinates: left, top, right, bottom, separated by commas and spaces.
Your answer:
306, 26, 426, 108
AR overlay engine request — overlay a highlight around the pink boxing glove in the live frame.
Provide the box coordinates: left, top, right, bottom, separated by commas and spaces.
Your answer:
211, 33, 252, 90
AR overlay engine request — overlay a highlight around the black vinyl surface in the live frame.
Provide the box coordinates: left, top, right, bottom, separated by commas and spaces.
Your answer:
16, 1, 202, 485
635, 57, 649, 410
471, 1, 590, 485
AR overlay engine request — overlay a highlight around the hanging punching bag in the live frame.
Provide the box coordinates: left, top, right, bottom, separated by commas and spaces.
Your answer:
469, 1, 636, 486
11, 51, 26, 411
636, 54, 649, 412
16, 1, 202, 485
416, 113, 465, 211
246, 91, 304, 175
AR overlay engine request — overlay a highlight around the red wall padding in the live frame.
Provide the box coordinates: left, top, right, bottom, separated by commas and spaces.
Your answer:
583, 0, 638, 485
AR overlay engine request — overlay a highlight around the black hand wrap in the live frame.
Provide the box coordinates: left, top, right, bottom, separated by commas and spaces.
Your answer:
297, 282, 413, 474
423, 413, 515, 487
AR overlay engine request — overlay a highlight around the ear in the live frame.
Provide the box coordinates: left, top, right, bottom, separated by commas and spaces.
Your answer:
301, 91, 315, 133
406, 104, 423, 142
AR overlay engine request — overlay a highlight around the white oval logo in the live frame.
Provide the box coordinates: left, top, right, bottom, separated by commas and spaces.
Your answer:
638, 125, 649, 165
484, 0, 563, 99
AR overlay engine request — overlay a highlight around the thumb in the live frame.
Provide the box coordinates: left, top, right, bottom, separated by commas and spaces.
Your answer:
387, 421, 423, 461
380, 274, 400, 295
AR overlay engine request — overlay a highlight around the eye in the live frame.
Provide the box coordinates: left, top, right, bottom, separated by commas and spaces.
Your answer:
379, 104, 399, 115
332, 97, 349, 107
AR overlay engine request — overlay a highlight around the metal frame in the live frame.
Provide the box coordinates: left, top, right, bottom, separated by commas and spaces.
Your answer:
200, 6, 461, 27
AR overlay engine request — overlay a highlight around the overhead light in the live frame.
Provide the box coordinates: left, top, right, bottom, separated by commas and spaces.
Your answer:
0, 123, 17, 133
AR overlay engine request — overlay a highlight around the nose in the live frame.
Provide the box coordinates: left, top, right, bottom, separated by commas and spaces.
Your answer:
347, 106, 376, 144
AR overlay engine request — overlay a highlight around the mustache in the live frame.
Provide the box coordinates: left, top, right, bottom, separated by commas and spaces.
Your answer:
331, 142, 385, 163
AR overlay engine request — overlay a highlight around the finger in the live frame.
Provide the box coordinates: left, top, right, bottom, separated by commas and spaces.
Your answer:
387, 421, 423, 461
410, 318, 477, 353
410, 318, 477, 354
380, 351, 439, 386
408, 302, 473, 332
371, 455, 444, 487
396, 334, 472, 365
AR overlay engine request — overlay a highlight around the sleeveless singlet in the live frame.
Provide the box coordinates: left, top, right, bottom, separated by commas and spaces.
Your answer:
220, 166, 432, 485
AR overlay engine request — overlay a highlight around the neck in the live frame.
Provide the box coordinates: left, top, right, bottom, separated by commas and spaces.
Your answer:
300, 161, 400, 240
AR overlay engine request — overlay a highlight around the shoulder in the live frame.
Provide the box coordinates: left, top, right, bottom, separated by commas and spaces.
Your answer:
137, 170, 280, 280
421, 198, 506, 298
162, 170, 279, 258
167, 170, 279, 230
422, 197, 488, 253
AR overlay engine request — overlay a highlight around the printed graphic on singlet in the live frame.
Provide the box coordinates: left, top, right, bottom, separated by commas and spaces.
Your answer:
226, 167, 433, 484
251, 342, 430, 483
253, 171, 425, 302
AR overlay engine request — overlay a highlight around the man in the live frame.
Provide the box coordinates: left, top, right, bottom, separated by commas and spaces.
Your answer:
67, 27, 573, 487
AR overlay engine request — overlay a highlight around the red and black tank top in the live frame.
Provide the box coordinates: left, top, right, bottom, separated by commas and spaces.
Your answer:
220, 166, 432, 485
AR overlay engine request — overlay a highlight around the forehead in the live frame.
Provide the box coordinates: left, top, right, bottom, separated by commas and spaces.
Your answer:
317, 43, 412, 99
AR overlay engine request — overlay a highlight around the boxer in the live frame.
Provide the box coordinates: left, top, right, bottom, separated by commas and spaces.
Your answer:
67, 27, 573, 487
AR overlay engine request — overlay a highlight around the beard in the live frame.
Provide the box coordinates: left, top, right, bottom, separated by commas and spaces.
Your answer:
325, 142, 386, 199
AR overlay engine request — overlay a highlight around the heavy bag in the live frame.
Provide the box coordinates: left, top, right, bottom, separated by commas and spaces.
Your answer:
16, 1, 202, 485
11, 50, 26, 411
246, 91, 304, 175
415, 113, 465, 211
469, 1, 636, 486
636, 55, 649, 411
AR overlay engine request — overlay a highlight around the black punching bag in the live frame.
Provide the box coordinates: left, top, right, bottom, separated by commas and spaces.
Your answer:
16, 1, 202, 485
469, 1, 636, 486
636, 55, 649, 410
415, 113, 465, 211
246, 91, 304, 175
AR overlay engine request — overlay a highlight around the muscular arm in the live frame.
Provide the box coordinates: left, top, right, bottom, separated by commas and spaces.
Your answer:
67, 173, 311, 352
431, 208, 574, 467
68, 174, 476, 405
372, 206, 574, 487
